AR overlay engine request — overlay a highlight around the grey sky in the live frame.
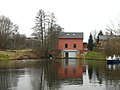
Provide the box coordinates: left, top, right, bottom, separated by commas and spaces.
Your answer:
0, 0, 120, 42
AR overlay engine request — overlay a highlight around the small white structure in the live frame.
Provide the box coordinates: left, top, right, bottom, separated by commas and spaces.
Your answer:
106, 55, 120, 60
106, 56, 112, 60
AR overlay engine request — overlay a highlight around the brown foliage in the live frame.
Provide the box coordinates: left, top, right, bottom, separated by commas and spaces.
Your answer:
102, 38, 120, 56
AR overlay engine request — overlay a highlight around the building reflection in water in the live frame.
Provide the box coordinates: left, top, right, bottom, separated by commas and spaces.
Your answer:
58, 59, 85, 85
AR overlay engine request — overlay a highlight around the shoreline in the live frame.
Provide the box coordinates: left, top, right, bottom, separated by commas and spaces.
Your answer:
0, 50, 107, 61
0, 49, 38, 60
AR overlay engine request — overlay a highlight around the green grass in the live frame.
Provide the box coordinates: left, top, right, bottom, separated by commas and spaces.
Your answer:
85, 51, 106, 60
0, 49, 38, 60
0, 53, 10, 60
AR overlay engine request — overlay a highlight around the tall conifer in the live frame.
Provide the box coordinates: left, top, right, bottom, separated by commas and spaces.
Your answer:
87, 33, 94, 50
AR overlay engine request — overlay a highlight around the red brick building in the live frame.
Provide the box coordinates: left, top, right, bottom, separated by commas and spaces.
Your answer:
57, 32, 84, 58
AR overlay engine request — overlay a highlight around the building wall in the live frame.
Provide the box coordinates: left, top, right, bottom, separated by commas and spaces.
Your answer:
58, 66, 83, 79
57, 38, 83, 50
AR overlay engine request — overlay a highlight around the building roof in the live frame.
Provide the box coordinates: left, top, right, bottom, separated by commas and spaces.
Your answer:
58, 32, 83, 39
99, 35, 120, 40
99, 35, 109, 40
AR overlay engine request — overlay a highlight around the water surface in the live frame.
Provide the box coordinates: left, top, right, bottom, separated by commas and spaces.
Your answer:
0, 59, 120, 90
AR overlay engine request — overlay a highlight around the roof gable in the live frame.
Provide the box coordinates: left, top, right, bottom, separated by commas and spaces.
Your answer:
59, 32, 83, 39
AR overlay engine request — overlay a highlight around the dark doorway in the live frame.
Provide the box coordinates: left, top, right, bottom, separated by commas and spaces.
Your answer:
65, 59, 68, 66
65, 52, 69, 58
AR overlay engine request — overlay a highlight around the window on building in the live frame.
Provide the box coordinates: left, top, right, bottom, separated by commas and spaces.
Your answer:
65, 43, 68, 48
73, 43, 76, 48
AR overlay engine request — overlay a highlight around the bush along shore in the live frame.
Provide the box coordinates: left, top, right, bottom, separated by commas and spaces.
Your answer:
0, 49, 38, 60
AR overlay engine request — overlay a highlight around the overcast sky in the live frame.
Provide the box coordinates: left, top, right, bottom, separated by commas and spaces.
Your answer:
0, 0, 120, 42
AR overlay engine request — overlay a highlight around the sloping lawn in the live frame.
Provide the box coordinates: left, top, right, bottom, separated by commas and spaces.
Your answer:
85, 51, 106, 60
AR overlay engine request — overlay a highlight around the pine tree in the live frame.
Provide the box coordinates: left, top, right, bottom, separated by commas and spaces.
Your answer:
97, 30, 103, 43
87, 33, 94, 50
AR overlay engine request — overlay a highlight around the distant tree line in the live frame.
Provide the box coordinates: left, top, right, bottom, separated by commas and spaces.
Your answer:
0, 15, 27, 50
0, 15, 42, 50
0, 9, 63, 58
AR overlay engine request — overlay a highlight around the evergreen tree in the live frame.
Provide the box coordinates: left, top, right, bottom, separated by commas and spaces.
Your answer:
87, 33, 94, 50
97, 30, 103, 43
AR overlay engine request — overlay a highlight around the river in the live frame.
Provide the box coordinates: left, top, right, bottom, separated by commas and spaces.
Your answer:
0, 59, 120, 90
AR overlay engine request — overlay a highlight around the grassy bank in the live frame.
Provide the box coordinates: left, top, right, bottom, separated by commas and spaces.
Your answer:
0, 50, 107, 60
85, 51, 106, 60
0, 49, 38, 60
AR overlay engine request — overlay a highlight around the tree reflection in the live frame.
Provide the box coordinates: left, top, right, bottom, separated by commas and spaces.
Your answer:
87, 60, 120, 90
44, 60, 60, 90
87, 60, 106, 85
0, 69, 25, 90
29, 60, 60, 90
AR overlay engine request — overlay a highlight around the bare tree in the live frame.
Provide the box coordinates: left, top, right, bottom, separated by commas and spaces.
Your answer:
0, 15, 19, 50
32, 10, 63, 58
32, 9, 46, 57
91, 29, 98, 42
104, 21, 120, 55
